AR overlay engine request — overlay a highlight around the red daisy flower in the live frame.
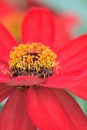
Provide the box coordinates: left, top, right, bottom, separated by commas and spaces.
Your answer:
0, 8, 87, 130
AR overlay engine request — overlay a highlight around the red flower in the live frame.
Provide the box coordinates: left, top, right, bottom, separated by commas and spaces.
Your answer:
0, 8, 87, 130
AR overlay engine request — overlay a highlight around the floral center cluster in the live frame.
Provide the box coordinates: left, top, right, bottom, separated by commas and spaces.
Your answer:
9, 43, 57, 78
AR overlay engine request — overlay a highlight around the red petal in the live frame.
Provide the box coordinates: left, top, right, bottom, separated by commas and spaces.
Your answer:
51, 35, 87, 91
27, 87, 68, 130
0, 61, 10, 83
0, 2, 14, 17
0, 60, 10, 83
0, 60, 8, 71
7, 75, 44, 86
58, 35, 87, 65
0, 84, 13, 102
63, 14, 79, 28
42, 71, 87, 88
0, 89, 36, 130
53, 89, 87, 130
0, 75, 10, 83
59, 47, 87, 75
67, 85, 87, 100
60, 54, 87, 75
0, 24, 18, 62
22, 8, 55, 47
52, 16, 71, 53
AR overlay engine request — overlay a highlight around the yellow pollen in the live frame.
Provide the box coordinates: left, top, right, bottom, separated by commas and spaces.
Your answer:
9, 43, 58, 78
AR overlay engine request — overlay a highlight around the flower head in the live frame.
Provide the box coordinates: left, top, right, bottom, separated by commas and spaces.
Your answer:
0, 8, 87, 130
9, 43, 57, 78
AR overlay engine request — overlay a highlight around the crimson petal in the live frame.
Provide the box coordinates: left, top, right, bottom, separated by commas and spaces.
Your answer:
59, 46, 87, 75
27, 87, 68, 130
52, 16, 70, 53
58, 35, 87, 65
0, 60, 8, 71
0, 2, 14, 17
0, 24, 18, 63
0, 75, 10, 84
7, 75, 44, 86
67, 85, 87, 100
42, 71, 87, 88
0, 89, 36, 130
0, 60, 10, 83
0, 84, 13, 103
22, 8, 55, 47
53, 89, 87, 130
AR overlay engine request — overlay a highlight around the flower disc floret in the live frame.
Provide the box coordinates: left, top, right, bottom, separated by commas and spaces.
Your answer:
9, 43, 57, 78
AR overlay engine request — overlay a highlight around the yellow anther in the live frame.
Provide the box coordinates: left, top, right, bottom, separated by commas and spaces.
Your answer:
9, 42, 58, 78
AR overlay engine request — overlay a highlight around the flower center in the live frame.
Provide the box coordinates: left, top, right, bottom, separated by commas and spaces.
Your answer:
9, 43, 58, 79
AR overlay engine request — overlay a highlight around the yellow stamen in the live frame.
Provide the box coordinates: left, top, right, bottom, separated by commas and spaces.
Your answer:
9, 42, 58, 78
